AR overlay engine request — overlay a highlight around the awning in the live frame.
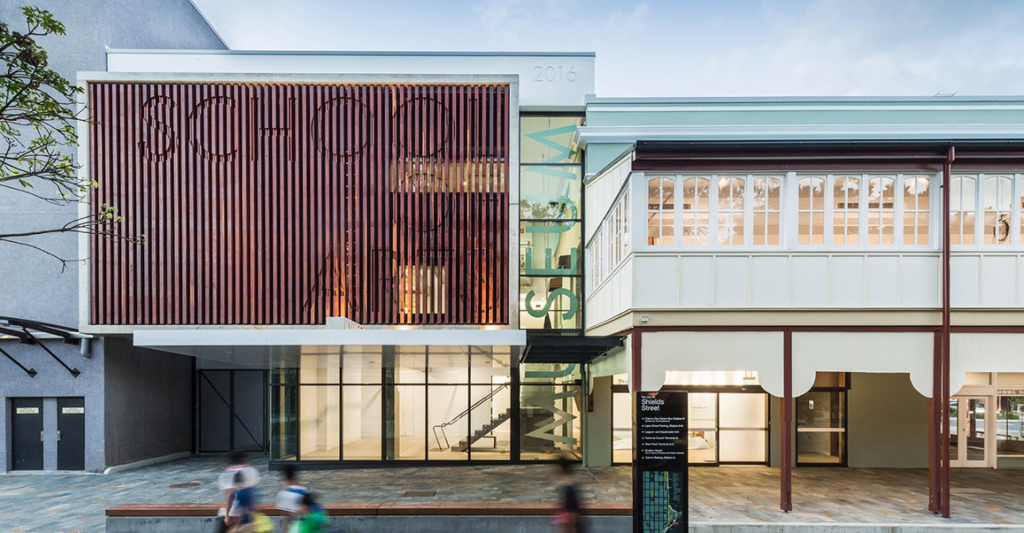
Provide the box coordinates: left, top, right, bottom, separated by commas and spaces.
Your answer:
133, 327, 527, 367
521, 335, 623, 364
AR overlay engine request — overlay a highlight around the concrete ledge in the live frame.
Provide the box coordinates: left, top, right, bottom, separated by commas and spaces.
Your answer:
106, 502, 632, 516
103, 452, 191, 475
105, 516, 1024, 533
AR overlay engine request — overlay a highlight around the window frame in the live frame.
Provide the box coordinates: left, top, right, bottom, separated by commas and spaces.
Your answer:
950, 173, 1024, 249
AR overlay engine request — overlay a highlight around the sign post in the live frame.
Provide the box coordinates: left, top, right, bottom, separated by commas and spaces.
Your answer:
633, 391, 688, 533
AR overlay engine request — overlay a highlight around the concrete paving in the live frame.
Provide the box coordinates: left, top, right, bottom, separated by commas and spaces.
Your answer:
1, 455, 1024, 532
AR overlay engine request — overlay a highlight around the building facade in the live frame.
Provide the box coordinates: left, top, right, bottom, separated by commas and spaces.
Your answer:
3, 5, 1024, 505
579, 99, 1024, 514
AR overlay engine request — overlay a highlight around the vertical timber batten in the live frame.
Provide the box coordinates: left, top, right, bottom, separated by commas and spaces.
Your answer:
88, 81, 510, 327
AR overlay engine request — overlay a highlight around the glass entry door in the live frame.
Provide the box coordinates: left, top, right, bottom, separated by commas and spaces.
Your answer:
950, 397, 989, 467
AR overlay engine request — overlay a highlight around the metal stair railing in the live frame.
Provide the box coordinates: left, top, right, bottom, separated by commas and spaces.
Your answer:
455, 408, 512, 452
432, 383, 509, 451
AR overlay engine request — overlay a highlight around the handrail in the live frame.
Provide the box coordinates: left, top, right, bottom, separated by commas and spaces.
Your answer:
432, 383, 509, 451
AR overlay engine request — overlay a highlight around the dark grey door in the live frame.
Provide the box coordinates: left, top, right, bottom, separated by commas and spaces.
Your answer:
12, 398, 43, 470
57, 398, 85, 470
198, 370, 267, 453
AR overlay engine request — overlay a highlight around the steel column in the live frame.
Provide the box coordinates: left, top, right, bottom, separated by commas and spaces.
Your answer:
781, 329, 793, 512
940, 146, 955, 518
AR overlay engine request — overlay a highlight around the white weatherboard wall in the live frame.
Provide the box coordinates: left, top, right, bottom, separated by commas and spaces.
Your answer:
951, 254, 1024, 307
105, 51, 595, 110
630, 253, 940, 310
641, 331, 785, 396
951, 334, 1024, 395
584, 155, 633, 243
586, 256, 633, 329
791, 332, 934, 397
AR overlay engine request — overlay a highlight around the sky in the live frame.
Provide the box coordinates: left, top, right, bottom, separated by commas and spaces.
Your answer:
190, 0, 1024, 98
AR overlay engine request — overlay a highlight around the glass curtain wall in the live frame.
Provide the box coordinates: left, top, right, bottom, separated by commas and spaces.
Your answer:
519, 115, 584, 332
270, 345, 513, 462
521, 363, 582, 460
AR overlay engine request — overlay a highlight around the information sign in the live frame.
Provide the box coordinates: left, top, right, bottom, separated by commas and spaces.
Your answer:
633, 391, 688, 533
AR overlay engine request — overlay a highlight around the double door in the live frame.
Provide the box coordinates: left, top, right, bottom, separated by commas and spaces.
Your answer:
950, 396, 991, 468
10, 398, 85, 471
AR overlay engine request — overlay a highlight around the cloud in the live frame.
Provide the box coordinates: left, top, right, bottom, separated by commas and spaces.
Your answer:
191, 0, 1024, 96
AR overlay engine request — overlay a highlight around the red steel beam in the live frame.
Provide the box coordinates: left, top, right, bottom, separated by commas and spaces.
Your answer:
781, 329, 793, 512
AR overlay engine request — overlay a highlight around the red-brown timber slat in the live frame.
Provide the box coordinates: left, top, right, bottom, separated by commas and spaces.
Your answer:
89, 82, 508, 326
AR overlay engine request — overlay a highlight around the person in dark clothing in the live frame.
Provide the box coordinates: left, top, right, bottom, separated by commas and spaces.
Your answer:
552, 456, 587, 533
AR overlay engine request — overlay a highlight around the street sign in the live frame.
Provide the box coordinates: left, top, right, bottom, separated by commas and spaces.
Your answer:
633, 391, 688, 533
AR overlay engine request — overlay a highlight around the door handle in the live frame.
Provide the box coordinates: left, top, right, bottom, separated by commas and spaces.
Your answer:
40, 431, 44, 442
57, 430, 62, 442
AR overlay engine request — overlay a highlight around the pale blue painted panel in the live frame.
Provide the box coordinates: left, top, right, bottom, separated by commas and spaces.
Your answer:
750, 256, 788, 307
864, 256, 899, 307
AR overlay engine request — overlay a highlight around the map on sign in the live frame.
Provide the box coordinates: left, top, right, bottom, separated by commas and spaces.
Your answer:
641, 470, 685, 532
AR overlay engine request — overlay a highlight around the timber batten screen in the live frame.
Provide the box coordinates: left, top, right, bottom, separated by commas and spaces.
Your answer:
89, 82, 510, 326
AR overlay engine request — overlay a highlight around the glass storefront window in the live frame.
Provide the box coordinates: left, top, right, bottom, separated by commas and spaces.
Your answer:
343, 386, 382, 460
342, 347, 382, 384
997, 395, 1024, 457
611, 388, 768, 466
270, 385, 297, 460
427, 385, 470, 460
470, 384, 512, 460
796, 391, 846, 465
428, 349, 470, 383
689, 393, 717, 464
300, 385, 340, 460
521, 363, 582, 460
272, 345, 514, 463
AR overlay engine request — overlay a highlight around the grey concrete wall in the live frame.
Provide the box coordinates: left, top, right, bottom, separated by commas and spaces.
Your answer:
104, 338, 194, 467
0, 340, 105, 471
848, 373, 928, 468
584, 376, 613, 467
0, 0, 224, 473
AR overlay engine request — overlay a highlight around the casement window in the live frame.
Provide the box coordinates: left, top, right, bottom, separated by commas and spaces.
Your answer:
950, 174, 1024, 247
679, 177, 710, 245
646, 173, 931, 249
903, 175, 930, 246
588, 188, 631, 289
717, 177, 745, 245
647, 177, 676, 245
831, 176, 860, 245
751, 177, 782, 246
798, 176, 826, 245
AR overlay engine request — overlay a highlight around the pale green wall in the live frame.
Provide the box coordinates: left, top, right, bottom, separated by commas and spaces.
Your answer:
848, 373, 928, 468
584, 143, 632, 180
584, 375, 613, 467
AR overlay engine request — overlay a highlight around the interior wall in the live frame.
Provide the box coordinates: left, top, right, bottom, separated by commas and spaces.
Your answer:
847, 373, 927, 468
103, 338, 193, 467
